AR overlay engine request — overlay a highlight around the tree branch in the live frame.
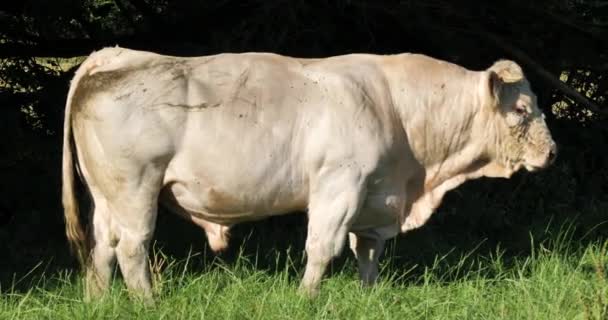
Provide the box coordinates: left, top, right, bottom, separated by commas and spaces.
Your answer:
526, 5, 608, 45
0, 40, 103, 58
476, 29, 608, 118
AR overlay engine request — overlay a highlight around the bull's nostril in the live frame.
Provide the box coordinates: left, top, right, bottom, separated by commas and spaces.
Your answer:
548, 145, 557, 163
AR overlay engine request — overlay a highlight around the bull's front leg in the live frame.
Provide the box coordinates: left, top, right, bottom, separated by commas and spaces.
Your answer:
299, 169, 366, 298
348, 232, 385, 286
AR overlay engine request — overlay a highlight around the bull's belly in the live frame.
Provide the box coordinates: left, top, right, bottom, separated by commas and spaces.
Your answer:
159, 179, 308, 225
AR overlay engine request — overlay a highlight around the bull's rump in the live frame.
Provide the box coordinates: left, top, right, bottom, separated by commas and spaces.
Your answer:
71, 50, 382, 224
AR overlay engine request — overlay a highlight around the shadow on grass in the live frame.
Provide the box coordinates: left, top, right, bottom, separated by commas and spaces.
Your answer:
149, 199, 608, 289
2, 173, 607, 295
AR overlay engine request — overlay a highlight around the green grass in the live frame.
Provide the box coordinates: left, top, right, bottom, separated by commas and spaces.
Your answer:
1, 237, 607, 320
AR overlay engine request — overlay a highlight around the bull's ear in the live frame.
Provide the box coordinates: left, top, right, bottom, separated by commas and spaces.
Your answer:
487, 60, 524, 108
488, 70, 502, 105
488, 60, 524, 83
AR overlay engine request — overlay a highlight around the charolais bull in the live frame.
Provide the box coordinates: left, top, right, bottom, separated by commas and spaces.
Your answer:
62, 47, 556, 299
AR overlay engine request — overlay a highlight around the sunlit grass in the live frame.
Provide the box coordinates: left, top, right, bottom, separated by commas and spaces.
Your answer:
1, 232, 607, 320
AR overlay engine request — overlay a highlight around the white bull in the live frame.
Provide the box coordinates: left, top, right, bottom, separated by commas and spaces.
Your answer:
62, 47, 556, 299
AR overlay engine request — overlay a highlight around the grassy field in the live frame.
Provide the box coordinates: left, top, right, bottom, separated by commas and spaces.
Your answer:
1, 232, 607, 320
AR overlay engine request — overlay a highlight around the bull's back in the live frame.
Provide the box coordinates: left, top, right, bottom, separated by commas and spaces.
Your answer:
72, 49, 329, 221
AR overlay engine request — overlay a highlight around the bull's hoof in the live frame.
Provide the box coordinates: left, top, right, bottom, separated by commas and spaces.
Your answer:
297, 283, 320, 299
84, 276, 110, 302
131, 293, 155, 307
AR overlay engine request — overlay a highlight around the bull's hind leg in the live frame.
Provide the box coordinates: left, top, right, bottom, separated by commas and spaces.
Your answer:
86, 193, 117, 299
114, 196, 159, 301
299, 170, 366, 297
105, 166, 164, 301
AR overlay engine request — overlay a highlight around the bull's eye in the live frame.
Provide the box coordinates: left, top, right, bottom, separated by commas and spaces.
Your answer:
515, 105, 527, 116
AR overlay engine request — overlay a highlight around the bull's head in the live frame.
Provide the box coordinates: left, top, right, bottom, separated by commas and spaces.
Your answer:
485, 60, 557, 174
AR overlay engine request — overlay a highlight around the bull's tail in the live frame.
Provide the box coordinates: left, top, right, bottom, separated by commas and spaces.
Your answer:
62, 53, 99, 267
63, 47, 132, 267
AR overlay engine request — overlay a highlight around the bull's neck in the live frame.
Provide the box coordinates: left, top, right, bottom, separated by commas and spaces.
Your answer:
391, 72, 493, 189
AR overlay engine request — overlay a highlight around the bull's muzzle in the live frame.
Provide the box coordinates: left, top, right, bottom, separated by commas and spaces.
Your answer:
535, 141, 558, 170
547, 142, 557, 165
524, 141, 557, 172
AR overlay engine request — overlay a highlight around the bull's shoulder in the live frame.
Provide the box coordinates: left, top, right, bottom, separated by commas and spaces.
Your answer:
301, 53, 384, 70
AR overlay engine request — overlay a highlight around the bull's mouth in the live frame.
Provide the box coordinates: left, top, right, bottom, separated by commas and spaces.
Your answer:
523, 152, 555, 172
524, 158, 553, 172
524, 164, 543, 172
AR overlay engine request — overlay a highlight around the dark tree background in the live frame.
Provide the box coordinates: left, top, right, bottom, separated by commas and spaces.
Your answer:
0, 0, 606, 283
